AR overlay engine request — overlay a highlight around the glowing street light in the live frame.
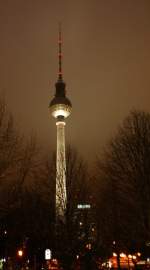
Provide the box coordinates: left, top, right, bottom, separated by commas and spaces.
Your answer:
17, 249, 23, 257
132, 255, 137, 260
120, 253, 126, 258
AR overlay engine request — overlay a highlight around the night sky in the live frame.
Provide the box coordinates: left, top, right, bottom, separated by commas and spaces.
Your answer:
0, 0, 150, 161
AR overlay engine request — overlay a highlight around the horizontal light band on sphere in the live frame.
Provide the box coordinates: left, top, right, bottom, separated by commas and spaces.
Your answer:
50, 104, 72, 118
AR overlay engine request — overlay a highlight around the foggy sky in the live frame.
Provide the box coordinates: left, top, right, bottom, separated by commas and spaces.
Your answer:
0, 0, 150, 162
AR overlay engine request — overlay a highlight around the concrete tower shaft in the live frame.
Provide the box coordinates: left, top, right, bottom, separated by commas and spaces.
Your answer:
56, 120, 67, 218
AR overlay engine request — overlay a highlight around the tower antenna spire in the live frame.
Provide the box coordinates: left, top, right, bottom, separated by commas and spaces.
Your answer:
58, 23, 63, 80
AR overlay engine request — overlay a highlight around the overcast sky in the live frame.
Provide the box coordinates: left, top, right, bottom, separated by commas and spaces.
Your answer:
0, 0, 150, 162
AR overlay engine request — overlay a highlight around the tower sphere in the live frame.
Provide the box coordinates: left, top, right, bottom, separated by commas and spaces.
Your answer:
49, 80, 72, 119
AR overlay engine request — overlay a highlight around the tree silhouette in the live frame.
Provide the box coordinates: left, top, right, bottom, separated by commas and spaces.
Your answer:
95, 110, 150, 261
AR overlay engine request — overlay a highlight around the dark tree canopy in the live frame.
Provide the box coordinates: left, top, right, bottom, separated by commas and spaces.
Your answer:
95, 110, 150, 254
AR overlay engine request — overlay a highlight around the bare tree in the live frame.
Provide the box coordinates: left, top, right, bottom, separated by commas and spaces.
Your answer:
0, 97, 42, 263
95, 110, 150, 259
33, 145, 89, 222
66, 145, 89, 219
0, 95, 39, 222
33, 145, 90, 267
0, 97, 22, 217
0, 97, 21, 183
12, 135, 39, 196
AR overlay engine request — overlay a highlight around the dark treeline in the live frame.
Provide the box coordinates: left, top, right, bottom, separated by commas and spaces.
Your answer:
93, 110, 150, 261
0, 96, 150, 268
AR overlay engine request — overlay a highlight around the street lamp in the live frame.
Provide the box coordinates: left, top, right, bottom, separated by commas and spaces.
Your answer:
17, 249, 23, 257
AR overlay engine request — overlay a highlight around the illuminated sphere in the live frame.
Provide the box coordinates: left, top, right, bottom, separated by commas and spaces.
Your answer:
49, 80, 72, 119
50, 96, 72, 118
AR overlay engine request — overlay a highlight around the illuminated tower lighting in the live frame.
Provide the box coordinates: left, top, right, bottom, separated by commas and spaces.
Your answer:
49, 26, 72, 221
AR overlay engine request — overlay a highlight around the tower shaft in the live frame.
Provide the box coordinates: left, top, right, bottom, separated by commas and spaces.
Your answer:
56, 120, 67, 219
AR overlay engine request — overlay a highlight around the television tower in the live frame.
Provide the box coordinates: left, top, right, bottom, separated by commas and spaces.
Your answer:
49, 27, 72, 221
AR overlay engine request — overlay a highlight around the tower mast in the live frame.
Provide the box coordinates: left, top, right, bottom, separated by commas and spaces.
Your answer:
58, 23, 62, 81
